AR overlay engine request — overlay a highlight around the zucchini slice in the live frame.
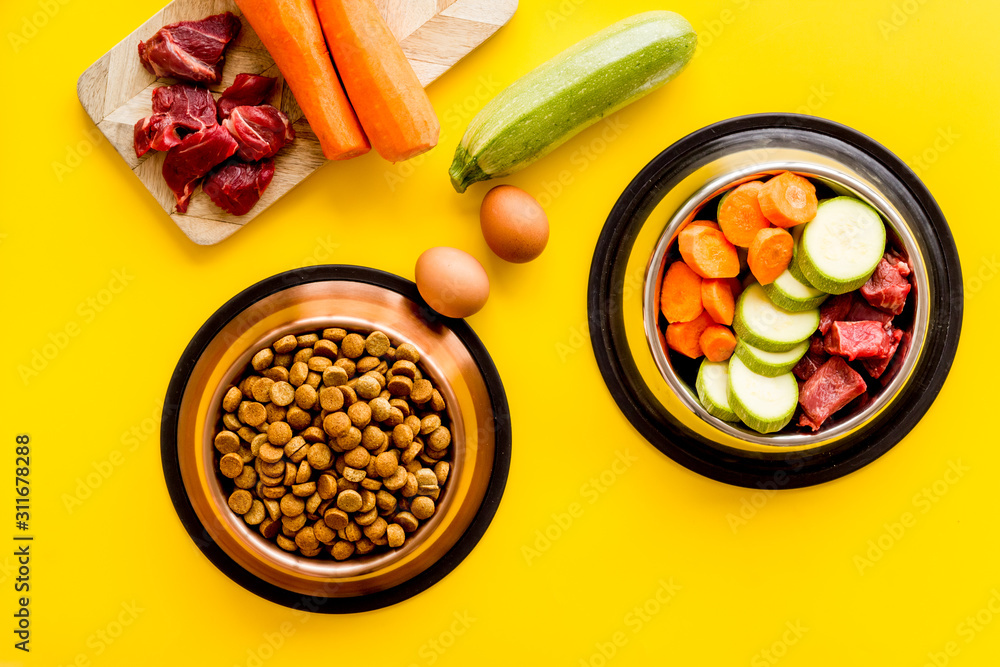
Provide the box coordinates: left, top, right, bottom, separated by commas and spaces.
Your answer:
727, 355, 798, 434
798, 197, 886, 294
734, 339, 809, 378
696, 359, 740, 422
762, 268, 829, 311
733, 283, 820, 352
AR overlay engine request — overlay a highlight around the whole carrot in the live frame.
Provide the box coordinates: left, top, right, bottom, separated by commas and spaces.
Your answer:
315, 0, 440, 162
235, 0, 369, 160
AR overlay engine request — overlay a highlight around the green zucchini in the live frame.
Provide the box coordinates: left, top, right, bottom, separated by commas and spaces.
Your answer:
798, 197, 886, 294
448, 11, 697, 192
696, 359, 740, 422
762, 268, 829, 312
727, 355, 798, 434
733, 283, 819, 353
734, 339, 809, 378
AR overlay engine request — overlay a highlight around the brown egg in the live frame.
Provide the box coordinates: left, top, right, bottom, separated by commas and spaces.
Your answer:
415, 247, 490, 319
480, 185, 549, 263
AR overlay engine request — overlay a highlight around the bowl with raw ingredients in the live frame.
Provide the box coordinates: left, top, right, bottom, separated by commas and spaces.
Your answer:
162, 265, 510, 612
589, 114, 962, 489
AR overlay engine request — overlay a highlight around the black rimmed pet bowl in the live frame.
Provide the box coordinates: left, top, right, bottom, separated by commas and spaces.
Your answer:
588, 114, 961, 489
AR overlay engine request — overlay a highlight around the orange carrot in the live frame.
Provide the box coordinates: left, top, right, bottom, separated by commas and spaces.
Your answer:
718, 181, 768, 247
234, 0, 369, 160
700, 325, 737, 362
758, 171, 818, 227
688, 220, 720, 231
660, 261, 703, 323
666, 311, 715, 359
748, 227, 794, 285
678, 226, 740, 279
315, 0, 440, 162
701, 279, 734, 326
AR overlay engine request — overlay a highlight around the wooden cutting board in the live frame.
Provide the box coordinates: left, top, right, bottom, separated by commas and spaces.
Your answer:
77, 0, 517, 245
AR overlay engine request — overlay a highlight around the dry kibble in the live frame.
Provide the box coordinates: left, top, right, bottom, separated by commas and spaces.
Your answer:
220, 453, 244, 478
270, 381, 295, 406
238, 402, 267, 427
223, 386, 243, 412
252, 348, 274, 371
411, 496, 435, 520
216, 326, 451, 561
228, 489, 253, 514
395, 343, 420, 363
267, 421, 292, 446
215, 430, 240, 454
386, 523, 405, 548
348, 402, 372, 428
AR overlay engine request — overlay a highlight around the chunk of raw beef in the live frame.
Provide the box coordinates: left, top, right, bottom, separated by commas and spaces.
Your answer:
203, 158, 275, 216
162, 125, 238, 213
823, 321, 896, 361
861, 328, 904, 379
134, 84, 217, 157
798, 357, 867, 430
217, 74, 277, 121
224, 105, 295, 161
847, 293, 894, 328
818, 293, 852, 335
861, 254, 911, 315
138, 12, 241, 85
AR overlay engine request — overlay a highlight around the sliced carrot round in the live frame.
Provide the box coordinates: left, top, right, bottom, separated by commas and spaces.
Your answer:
700, 325, 736, 362
718, 181, 768, 247
660, 261, 703, 323
701, 279, 735, 326
678, 226, 740, 279
758, 172, 818, 227
748, 227, 794, 285
666, 311, 715, 359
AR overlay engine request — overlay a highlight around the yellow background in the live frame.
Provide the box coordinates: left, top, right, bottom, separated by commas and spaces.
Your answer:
2, 0, 999, 664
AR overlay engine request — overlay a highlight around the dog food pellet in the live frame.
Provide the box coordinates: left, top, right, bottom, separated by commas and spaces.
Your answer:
386, 523, 405, 547
411, 496, 435, 520
215, 327, 452, 561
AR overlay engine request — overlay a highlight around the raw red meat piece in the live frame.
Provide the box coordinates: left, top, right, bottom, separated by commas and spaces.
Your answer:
162, 125, 238, 213
824, 321, 896, 360
203, 158, 275, 216
224, 105, 295, 161
878, 331, 911, 386
861, 328, 904, 379
861, 254, 911, 315
217, 74, 277, 121
808, 335, 825, 356
818, 293, 852, 335
847, 293, 893, 328
798, 356, 867, 430
133, 84, 217, 157
886, 249, 911, 277
793, 351, 828, 382
138, 12, 241, 85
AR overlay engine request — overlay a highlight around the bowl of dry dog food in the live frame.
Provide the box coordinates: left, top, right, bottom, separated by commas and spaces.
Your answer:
589, 114, 962, 488
161, 265, 510, 612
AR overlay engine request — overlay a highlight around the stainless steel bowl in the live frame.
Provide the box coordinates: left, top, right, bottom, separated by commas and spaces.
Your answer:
643, 159, 929, 449
589, 114, 962, 488
162, 266, 510, 611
